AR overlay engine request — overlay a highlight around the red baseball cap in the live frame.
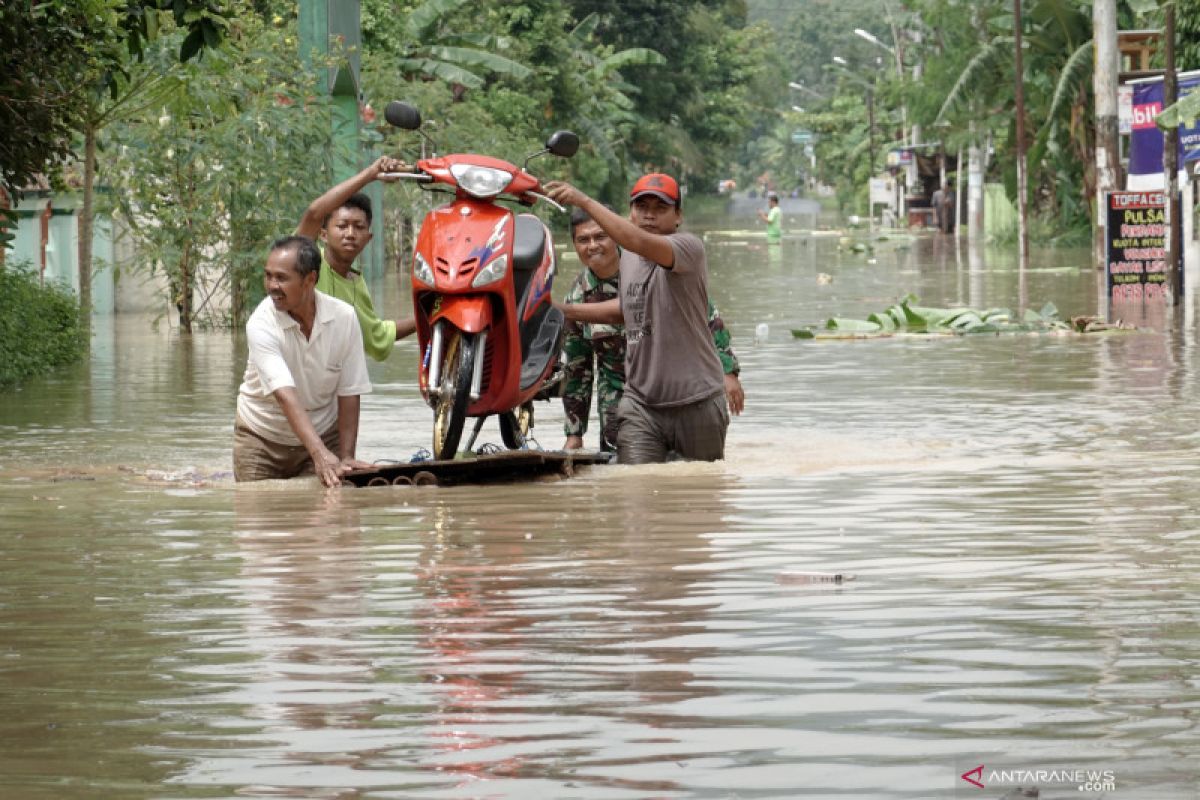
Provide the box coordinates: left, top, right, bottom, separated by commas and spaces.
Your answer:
629, 173, 680, 206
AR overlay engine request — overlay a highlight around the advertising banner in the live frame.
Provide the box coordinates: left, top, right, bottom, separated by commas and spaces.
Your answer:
1105, 191, 1169, 304
1128, 72, 1200, 179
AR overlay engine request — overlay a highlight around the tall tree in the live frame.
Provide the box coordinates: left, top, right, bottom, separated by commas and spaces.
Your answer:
563, 0, 775, 186
103, 11, 340, 331
926, 0, 1099, 234
0, 0, 229, 206
0, 0, 120, 203
1, 0, 229, 333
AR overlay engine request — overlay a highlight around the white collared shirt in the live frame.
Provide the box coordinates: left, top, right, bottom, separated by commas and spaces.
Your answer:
236, 293, 371, 445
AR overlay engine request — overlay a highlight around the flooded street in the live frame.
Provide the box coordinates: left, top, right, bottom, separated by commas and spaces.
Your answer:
2, 223, 1199, 798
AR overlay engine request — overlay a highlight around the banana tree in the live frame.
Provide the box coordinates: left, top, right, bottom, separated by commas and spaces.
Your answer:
362, 0, 531, 91
552, 12, 665, 192
918, 0, 1100, 233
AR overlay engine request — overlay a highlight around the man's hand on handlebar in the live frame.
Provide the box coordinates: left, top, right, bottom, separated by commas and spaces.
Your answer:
544, 181, 588, 208
375, 155, 411, 182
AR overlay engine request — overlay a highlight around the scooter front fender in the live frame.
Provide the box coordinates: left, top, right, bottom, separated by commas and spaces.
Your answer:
429, 295, 493, 334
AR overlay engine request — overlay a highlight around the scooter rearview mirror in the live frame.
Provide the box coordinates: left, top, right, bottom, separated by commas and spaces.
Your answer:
546, 130, 579, 158
384, 101, 422, 131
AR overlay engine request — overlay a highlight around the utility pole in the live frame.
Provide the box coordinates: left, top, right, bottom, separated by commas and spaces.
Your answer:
1164, 5, 1182, 303
966, 4, 987, 246
1013, 0, 1030, 271
298, 0, 382, 279
1092, 0, 1121, 269
867, 86, 876, 175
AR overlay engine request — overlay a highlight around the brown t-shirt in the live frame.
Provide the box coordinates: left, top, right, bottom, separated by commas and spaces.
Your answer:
619, 232, 724, 407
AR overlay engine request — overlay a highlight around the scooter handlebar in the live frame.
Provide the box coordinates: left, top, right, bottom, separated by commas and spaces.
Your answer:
382, 168, 562, 210
379, 172, 434, 182
527, 191, 565, 213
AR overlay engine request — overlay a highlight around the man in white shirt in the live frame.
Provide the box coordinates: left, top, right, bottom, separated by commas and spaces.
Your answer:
234, 235, 373, 487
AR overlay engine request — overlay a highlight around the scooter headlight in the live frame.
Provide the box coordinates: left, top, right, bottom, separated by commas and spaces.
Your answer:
471, 255, 508, 287
413, 252, 435, 286
450, 164, 513, 199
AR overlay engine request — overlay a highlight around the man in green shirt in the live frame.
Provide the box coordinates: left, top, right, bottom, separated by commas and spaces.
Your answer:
757, 192, 782, 243
296, 156, 417, 361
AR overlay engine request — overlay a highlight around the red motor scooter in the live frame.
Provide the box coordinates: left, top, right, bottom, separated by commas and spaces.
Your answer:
383, 101, 579, 459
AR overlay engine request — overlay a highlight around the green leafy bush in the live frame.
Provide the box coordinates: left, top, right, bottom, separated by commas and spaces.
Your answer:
0, 263, 86, 389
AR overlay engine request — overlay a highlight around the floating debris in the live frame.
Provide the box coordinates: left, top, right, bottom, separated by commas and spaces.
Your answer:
792, 294, 1144, 340
776, 571, 857, 585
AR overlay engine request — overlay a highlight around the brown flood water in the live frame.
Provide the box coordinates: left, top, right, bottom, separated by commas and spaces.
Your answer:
1, 224, 1199, 798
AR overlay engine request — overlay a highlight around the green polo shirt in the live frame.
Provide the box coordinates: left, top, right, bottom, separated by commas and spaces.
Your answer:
315, 261, 396, 362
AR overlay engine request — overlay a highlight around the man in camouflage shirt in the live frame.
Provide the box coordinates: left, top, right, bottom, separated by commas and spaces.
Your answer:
562, 207, 743, 451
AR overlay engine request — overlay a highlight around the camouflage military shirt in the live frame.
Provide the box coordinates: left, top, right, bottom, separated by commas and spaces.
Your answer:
562, 266, 740, 450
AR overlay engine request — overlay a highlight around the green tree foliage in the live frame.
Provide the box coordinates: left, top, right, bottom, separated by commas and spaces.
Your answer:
748, 0, 891, 89
561, 0, 775, 187
1154, 0, 1200, 130
0, 1, 121, 199
0, 0, 229, 200
362, 0, 532, 90
1179, 0, 1200, 70
102, 10, 344, 331
920, 0, 1101, 232
807, 94, 877, 212
0, 263, 86, 389
362, 0, 684, 203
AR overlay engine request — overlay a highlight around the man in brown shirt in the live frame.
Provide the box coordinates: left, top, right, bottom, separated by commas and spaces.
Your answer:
546, 173, 729, 464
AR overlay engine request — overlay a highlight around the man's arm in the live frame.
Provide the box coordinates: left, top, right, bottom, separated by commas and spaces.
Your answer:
273, 386, 346, 488
296, 155, 408, 239
558, 297, 622, 325
544, 182, 676, 267
396, 317, 417, 340
335, 394, 373, 471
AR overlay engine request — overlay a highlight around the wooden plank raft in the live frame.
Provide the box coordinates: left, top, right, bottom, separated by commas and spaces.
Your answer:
341, 449, 613, 488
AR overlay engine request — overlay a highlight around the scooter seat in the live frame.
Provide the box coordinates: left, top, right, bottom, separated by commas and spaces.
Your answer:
512, 214, 545, 272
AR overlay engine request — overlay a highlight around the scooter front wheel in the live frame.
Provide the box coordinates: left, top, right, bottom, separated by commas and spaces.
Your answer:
432, 331, 474, 460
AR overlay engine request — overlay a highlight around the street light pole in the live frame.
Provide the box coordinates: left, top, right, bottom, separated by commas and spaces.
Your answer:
829, 58, 877, 174
867, 87, 876, 175
788, 81, 827, 101
852, 26, 911, 218
854, 28, 902, 80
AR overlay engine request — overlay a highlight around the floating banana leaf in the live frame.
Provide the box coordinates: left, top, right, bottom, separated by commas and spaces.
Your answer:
791, 294, 1137, 339
867, 312, 896, 331
825, 318, 881, 332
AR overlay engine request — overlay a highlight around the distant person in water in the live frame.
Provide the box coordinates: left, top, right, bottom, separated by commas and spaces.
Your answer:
296, 156, 417, 361
233, 236, 372, 488
757, 192, 782, 243
938, 182, 956, 234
